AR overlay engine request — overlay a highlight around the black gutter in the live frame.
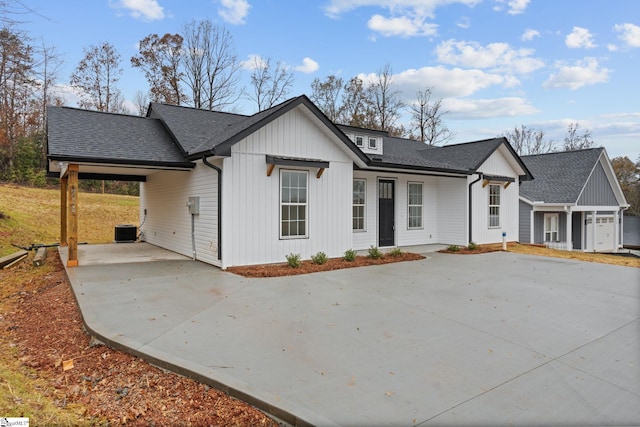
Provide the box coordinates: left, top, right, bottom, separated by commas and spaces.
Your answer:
47, 155, 196, 170
468, 173, 483, 243
366, 161, 473, 176
202, 156, 222, 261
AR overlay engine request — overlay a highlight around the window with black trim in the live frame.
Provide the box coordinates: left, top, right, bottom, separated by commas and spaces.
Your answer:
488, 184, 500, 228
408, 182, 423, 229
353, 179, 366, 231
281, 170, 308, 238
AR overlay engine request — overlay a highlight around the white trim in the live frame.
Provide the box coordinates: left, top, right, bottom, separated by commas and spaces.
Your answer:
407, 181, 423, 230
488, 184, 501, 228
544, 213, 559, 242
353, 178, 366, 232
279, 169, 309, 239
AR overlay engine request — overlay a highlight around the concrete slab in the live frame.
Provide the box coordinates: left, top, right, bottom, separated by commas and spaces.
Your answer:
61, 245, 640, 426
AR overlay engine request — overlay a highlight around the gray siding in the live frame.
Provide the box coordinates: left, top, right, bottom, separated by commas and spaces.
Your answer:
572, 211, 582, 249
578, 161, 618, 206
519, 200, 532, 243
623, 215, 640, 248
533, 211, 567, 244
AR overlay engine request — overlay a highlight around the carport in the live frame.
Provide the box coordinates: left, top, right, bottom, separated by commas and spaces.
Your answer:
46, 106, 195, 267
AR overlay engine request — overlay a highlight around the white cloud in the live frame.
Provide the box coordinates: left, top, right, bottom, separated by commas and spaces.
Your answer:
443, 97, 538, 119
607, 44, 619, 52
241, 54, 266, 70
565, 26, 597, 49
367, 14, 437, 37
521, 28, 540, 41
110, 0, 164, 21
435, 39, 544, 74
493, 0, 530, 15
218, 0, 251, 25
457, 16, 470, 29
295, 57, 320, 74
614, 23, 640, 47
364, 66, 506, 98
543, 58, 610, 90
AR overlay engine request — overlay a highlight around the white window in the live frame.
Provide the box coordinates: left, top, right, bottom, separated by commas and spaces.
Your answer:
280, 170, 308, 238
488, 184, 500, 228
368, 137, 377, 149
408, 182, 423, 229
353, 179, 366, 231
355, 135, 364, 147
544, 213, 559, 242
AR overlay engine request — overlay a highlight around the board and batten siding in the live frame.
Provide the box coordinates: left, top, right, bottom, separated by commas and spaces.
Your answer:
436, 177, 468, 246
519, 199, 532, 243
139, 160, 220, 266
351, 171, 444, 249
577, 159, 619, 206
221, 105, 354, 268
470, 146, 520, 244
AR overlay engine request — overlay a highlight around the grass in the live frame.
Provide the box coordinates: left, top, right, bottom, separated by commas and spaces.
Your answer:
0, 184, 139, 257
0, 184, 138, 424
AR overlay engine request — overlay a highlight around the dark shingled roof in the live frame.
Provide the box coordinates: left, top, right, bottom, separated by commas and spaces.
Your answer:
47, 106, 193, 167
520, 148, 604, 203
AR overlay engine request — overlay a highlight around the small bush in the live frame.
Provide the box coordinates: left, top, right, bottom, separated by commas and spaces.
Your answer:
447, 244, 460, 252
388, 247, 402, 257
467, 241, 478, 251
311, 251, 328, 265
286, 253, 301, 268
367, 246, 383, 259
343, 249, 357, 262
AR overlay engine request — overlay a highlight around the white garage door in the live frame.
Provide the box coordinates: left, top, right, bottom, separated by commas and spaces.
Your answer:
586, 216, 615, 252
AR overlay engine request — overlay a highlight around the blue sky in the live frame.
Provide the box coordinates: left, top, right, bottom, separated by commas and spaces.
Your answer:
20, 0, 640, 159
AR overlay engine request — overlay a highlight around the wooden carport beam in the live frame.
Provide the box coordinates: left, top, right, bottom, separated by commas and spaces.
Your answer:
67, 164, 79, 267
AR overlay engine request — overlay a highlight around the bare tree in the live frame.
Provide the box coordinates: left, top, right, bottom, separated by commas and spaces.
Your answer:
33, 40, 63, 164
408, 88, 454, 145
133, 90, 149, 116
501, 125, 555, 155
368, 63, 404, 133
563, 122, 594, 151
70, 41, 125, 113
181, 20, 242, 111
339, 77, 373, 128
310, 75, 344, 122
131, 33, 186, 105
0, 26, 35, 171
247, 56, 294, 112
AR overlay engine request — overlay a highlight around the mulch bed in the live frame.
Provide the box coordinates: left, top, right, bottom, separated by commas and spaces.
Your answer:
227, 252, 425, 277
438, 245, 504, 255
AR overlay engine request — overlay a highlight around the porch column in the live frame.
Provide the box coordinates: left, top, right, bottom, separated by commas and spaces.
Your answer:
530, 210, 535, 244
614, 210, 620, 250
591, 210, 597, 252
67, 164, 79, 267
60, 176, 68, 246
566, 209, 572, 251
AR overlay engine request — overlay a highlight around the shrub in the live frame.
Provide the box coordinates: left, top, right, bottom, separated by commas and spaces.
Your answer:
388, 247, 402, 257
467, 241, 478, 251
447, 244, 460, 252
367, 246, 383, 259
343, 249, 357, 262
311, 251, 328, 265
286, 252, 301, 268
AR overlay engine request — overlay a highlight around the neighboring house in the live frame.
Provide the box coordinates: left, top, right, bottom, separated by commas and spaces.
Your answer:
47, 95, 532, 268
519, 148, 629, 252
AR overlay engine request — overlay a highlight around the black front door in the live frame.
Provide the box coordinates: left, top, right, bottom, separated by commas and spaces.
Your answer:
378, 180, 395, 247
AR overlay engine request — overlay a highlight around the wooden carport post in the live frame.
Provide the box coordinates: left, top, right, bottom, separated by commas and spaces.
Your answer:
67, 164, 79, 266
60, 175, 68, 246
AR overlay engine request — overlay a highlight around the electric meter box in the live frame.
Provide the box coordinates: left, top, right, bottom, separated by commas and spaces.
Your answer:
188, 196, 200, 214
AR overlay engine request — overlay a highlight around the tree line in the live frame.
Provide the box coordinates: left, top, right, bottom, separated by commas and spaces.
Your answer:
0, 9, 638, 214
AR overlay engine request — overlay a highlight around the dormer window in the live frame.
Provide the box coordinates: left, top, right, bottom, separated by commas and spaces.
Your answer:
369, 137, 377, 149
355, 135, 364, 147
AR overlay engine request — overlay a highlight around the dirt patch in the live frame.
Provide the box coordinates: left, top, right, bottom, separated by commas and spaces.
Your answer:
2, 252, 278, 426
227, 252, 425, 277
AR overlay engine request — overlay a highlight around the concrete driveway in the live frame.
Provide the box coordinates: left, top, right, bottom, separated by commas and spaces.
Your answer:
62, 244, 640, 426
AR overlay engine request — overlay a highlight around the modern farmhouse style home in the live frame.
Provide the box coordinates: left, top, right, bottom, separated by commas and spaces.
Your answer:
47, 95, 533, 268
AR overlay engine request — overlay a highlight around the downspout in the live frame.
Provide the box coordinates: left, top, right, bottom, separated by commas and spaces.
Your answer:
202, 156, 222, 261
468, 173, 483, 243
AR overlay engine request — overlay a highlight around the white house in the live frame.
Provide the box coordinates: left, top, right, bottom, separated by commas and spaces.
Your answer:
47, 95, 533, 268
